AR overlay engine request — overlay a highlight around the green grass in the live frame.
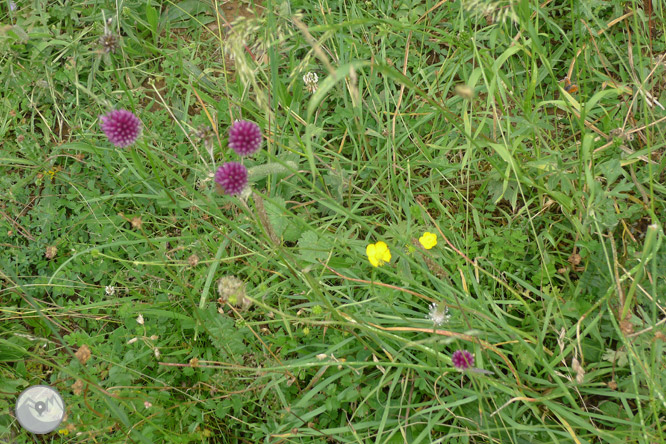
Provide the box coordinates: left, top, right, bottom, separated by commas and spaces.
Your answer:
1, 0, 665, 442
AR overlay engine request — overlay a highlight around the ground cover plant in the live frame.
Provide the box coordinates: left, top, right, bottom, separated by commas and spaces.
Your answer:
1, 0, 665, 442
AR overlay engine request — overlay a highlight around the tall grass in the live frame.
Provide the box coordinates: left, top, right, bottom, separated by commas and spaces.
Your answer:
1, 0, 664, 442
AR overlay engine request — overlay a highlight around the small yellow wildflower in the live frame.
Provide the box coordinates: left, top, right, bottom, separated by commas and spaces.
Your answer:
366, 241, 391, 267
419, 232, 437, 250
57, 428, 70, 436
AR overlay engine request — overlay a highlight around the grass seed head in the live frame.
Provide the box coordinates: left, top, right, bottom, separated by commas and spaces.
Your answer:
462, 0, 517, 24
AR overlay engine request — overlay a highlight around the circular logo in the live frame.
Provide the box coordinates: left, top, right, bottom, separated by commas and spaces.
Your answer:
15, 385, 65, 434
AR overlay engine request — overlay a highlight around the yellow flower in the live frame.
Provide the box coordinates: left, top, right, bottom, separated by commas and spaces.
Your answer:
419, 232, 437, 250
57, 429, 70, 436
366, 241, 391, 267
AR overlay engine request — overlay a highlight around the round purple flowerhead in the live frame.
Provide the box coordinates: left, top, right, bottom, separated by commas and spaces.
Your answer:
228, 120, 262, 156
452, 350, 474, 370
100, 109, 141, 147
214, 162, 248, 195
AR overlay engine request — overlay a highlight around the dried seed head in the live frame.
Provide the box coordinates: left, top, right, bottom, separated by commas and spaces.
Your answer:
74, 345, 92, 365
194, 124, 214, 141
619, 316, 634, 335
194, 124, 215, 154
72, 379, 84, 395
572, 356, 585, 384
188, 254, 199, 267
455, 84, 474, 100
99, 33, 119, 53
462, 0, 517, 25
568, 252, 581, 266
45, 245, 58, 260
131, 216, 143, 229
217, 275, 251, 309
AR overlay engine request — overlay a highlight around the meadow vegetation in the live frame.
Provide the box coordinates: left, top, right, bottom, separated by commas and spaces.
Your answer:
1, 0, 665, 442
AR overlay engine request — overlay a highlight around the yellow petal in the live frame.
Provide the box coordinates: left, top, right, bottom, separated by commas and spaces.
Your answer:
367, 241, 390, 267
375, 242, 390, 264
366, 244, 378, 267
419, 232, 437, 250
382, 249, 391, 263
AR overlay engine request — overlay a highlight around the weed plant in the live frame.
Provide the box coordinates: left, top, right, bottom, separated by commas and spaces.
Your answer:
1, 0, 665, 443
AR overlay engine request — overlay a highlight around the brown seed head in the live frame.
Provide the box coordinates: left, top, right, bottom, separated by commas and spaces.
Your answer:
45, 245, 58, 259
74, 344, 92, 365
188, 254, 199, 267
568, 253, 581, 266
217, 275, 251, 309
619, 316, 634, 335
72, 379, 84, 395
99, 33, 119, 53
131, 217, 143, 229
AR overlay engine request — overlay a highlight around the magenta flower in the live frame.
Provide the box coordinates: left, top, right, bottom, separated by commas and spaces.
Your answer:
214, 162, 248, 195
100, 109, 141, 147
452, 350, 474, 370
228, 120, 262, 156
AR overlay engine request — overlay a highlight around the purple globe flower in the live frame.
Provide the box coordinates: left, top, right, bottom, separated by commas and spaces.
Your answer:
214, 162, 248, 195
452, 350, 474, 370
228, 120, 262, 156
100, 109, 141, 147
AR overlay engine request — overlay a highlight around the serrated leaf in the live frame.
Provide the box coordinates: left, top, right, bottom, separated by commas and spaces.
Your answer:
602, 349, 628, 367
297, 230, 333, 264
195, 306, 249, 359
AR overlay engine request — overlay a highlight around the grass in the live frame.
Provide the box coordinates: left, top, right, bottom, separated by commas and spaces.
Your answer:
1, 0, 665, 442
